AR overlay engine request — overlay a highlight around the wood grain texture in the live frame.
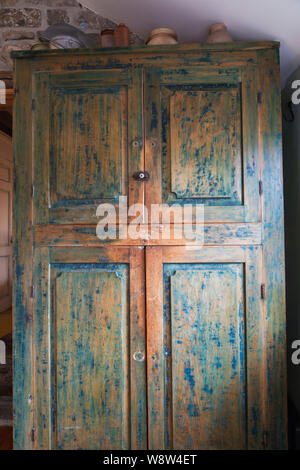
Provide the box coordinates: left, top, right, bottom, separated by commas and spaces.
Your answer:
13, 59, 34, 449
54, 265, 129, 449
13, 42, 286, 450
257, 48, 287, 449
0, 131, 12, 313
148, 246, 266, 450
170, 87, 241, 200
34, 223, 262, 246
11, 41, 279, 60
51, 86, 125, 201
33, 69, 143, 225
32, 246, 146, 450
33, 247, 51, 449
167, 263, 245, 449
146, 247, 164, 449
129, 247, 147, 449
146, 65, 260, 223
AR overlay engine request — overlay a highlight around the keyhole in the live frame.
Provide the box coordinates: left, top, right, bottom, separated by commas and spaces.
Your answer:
133, 351, 145, 362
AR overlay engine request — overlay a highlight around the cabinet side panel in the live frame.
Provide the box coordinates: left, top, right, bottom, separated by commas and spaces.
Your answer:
13, 59, 34, 449
258, 48, 287, 449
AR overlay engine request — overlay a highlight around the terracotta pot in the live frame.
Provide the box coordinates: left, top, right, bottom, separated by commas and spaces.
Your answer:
146, 28, 178, 45
206, 23, 233, 43
114, 23, 130, 47
101, 29, 114, 47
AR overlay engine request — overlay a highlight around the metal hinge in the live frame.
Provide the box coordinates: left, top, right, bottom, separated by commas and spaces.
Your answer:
261, 284, 265, 300
31, 285, 35, 299
259, 180, 263, 196
257, 92, 262, 104
31, 185, 34, 198
31, 426, 35, 443
31, 98, 35, 111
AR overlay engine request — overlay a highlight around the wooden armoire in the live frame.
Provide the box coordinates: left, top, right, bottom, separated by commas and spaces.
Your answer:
12, 42, 287, 450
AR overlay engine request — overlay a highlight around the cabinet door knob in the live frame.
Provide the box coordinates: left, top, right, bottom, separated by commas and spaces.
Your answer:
133, 351, 145, 362
132, 139, 142, 148
133, 171, 150, 181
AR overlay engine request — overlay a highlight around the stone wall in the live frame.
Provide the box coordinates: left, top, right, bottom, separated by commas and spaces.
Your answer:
0, 0, 143, 70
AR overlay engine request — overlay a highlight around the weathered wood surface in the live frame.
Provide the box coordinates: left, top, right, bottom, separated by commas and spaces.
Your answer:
145, 65, 260, 223
33, 69, 143, 225
55, 265, 129, 449
170, 87, 241, 200
146, 247, 164, 450
13, 60, 34, 449
34, 223, 262, 246
168, 263, 245, 449
147, 246, 266, 450
32, 246, 146, 450
13, 42, 286, 450
257, 49, 287, 449
11, 41, 279, 60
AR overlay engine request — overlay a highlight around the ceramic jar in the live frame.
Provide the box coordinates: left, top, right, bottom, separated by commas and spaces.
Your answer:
101, 29, 114, 47
146, 28, 178, 45
206, 23, 233, 43
114, 23, 130, 47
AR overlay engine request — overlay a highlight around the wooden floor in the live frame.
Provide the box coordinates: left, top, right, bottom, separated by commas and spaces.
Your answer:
0, 309, 12, 338
0, 427, 12, 450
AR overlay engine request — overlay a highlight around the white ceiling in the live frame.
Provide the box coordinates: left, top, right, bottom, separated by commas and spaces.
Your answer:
81, 0, 300, 86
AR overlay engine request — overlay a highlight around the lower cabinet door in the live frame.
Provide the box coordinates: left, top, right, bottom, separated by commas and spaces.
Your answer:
31, 244, 266, 450
32, 246, 146, 450
146, 246, 265, 450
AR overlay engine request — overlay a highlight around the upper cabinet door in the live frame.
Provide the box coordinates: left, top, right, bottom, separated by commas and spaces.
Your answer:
145, 66, 260, 222
33, 68, 143, 224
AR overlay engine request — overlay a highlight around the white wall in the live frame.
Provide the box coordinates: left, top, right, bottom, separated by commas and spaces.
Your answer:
82, 0, 300, 85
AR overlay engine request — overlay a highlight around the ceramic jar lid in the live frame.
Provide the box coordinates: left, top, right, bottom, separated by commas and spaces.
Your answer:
146, 28, 178, 45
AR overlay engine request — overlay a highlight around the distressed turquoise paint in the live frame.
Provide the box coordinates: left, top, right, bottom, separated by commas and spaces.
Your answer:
32, 68, 140, 225
160, 80, 242, 206
13, 59, 34, 449
51, 86, 124, 202
144, 65, 261, 223
163, 263, 246, 449
50, 263, 129, 450
13, 43, 286, 450
257, 49, 287, 449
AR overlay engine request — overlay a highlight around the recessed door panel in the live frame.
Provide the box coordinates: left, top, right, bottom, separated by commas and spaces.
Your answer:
145, 67, 260, 222
33, 247, 146, 450
146, 246, 266, 450
54, 266, 129, 450
165, 263, 245, 450
33, 69, 143, 224
169, 87, 241, 201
